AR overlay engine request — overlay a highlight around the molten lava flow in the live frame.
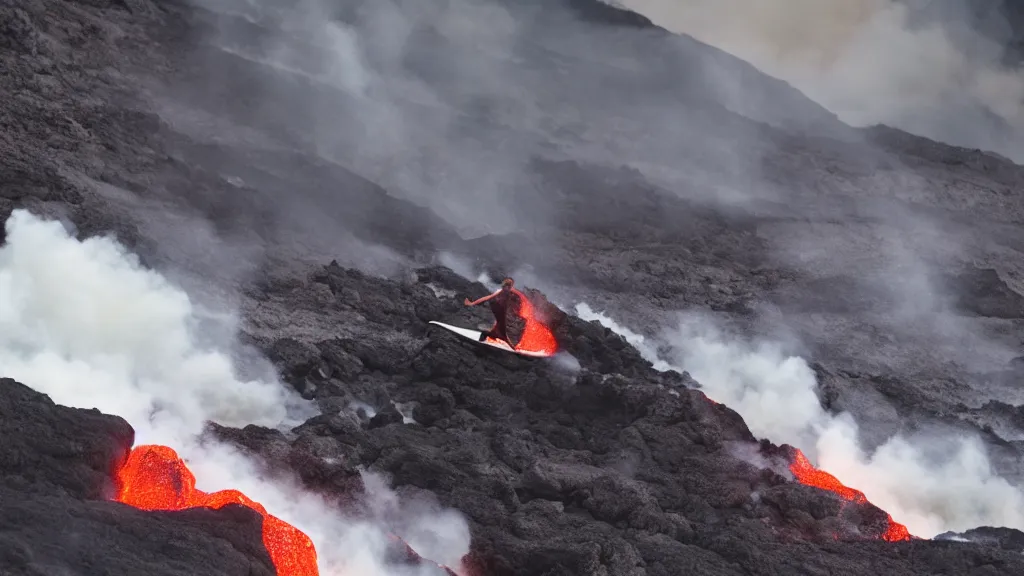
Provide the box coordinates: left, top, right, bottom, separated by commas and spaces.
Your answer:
115, 445, 319, 575
881, 516, 912, 542
789, 449, 911, 542
505, 289, 559, 356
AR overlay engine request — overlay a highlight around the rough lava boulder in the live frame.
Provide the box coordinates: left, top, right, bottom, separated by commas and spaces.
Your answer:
0, 378, 276, 576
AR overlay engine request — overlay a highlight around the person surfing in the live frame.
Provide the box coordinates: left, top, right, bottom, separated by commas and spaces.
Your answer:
464, 277, 522, 348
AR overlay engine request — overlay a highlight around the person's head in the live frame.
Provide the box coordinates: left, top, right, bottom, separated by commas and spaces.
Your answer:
501, 277, 514, 291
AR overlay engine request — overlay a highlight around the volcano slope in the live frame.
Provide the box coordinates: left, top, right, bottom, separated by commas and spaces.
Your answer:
4, 0, 1024, 573
3, 0, 1018, 479
219, 260, 1024, 575
4, 261, 1024, 575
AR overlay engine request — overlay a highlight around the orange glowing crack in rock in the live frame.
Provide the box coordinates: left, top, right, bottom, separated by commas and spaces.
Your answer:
789, 449, 911, 542
484, 290, 559, 356
115, 445, 319, 576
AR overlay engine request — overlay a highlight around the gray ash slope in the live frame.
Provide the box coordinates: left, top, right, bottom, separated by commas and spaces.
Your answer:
4, 0, 1024, 573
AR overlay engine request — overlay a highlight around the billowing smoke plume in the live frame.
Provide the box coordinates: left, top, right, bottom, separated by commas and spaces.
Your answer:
574, 302, 1024, 538
575, 303, 673, 372
0, 211, 305, 445
184, 0, 540, 240
620, 0, 1024, 158
0, 210, 471, 573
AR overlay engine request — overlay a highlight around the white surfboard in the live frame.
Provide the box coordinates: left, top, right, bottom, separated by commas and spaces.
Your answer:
428, 321, 553, 358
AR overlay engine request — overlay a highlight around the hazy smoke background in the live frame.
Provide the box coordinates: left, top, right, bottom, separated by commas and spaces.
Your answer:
181, 0, 541, 240
0, 210, 471, 574
618, 0, 1024, 159
576, 302, 1024, 538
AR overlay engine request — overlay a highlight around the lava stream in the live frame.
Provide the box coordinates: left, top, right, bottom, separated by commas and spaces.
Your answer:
115, 445, 319, 576
502, 289, 559, 356
789, 449, 911, 542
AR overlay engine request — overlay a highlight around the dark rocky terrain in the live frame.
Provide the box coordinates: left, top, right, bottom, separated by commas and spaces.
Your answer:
222, 261, 1024, 575
6, 272, 1024, 574
4, 0, 1024, 574
0, 377, 277, 576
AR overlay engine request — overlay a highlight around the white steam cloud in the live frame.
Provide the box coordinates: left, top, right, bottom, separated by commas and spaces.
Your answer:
0, 210, 470, 574
0, 211, 301, 446
574, 302, 1024, 538
437, 251, 498, 290
575, 303, 673, 372
621, 0, 1024, 157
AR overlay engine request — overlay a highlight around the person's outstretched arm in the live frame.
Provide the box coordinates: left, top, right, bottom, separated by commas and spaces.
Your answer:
464, 290, 499, 306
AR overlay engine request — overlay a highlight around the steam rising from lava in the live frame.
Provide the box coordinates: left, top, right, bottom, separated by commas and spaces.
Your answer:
575, 302, 1024, 538
0, 210, 471, 574
116, 445, 319, 575
789, 448, 910, 542
0, 210, 306, 445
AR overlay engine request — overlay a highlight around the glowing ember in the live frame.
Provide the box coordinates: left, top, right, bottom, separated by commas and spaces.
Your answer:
115, 445, 319, 575
881, 517, 911, 542
789, 449, 911, 542
503, 289, 559, 356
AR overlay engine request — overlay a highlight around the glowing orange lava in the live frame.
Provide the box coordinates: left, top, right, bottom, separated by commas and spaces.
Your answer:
789, 449, 911, 542
115, 445, 319, 575
507, 288, 559, 356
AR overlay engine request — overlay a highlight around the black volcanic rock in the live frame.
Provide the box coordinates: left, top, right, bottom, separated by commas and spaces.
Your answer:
219, 264, 1024, 576
948, 267, 1024, 318
936, 526, 1024, 553
0, 379, 276, 576
0, 377, 133, 501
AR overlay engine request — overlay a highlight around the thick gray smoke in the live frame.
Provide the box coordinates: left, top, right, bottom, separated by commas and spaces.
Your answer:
574, 302, 1024, 538
186, 0, 542, 239
620, 0, 1024, 158
0, 210, 471, 574
182, 0, 799, 252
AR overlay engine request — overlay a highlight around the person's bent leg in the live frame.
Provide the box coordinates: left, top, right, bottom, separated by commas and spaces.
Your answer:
479, 322, 498, 341
493, 319, 513, 347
